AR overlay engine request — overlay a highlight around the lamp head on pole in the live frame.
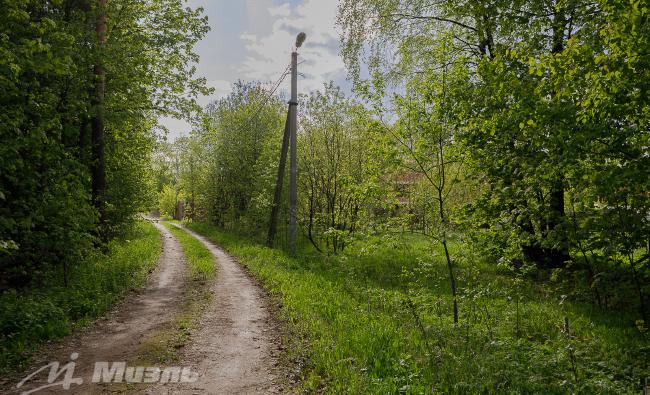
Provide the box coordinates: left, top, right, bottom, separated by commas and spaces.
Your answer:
295, 32, 306, 49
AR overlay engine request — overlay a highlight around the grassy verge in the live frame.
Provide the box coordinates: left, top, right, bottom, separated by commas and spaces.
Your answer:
186, 221, 648, 393
0, 220, 162, 374
163, 222, 215, 281
138, 222, 216, 363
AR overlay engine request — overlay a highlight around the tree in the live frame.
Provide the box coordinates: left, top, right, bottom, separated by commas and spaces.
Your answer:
190, 81, 285, 231
0, 0, 96, 287
0, 0, 210, 287
299, 83, 388, 253
545, 0, 650, 319
91, 0, 108, 229
339, 0, 649, 318
339, 0, 603, 268
389, 38, 472, 323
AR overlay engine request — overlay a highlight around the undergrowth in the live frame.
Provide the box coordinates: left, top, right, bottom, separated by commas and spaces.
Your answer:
0, 220, 162, 374
187, 222, 649, 394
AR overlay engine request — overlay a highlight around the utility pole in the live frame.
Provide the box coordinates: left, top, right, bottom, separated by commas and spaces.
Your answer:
289, 33, 306, 255
268, 33, 305, 253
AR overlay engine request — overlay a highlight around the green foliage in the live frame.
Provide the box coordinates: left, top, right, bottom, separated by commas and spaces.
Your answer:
188, 222, 647, 393
299, 83, 393, 253
185, 81, 286, 232
0, 0, 210, 287
338, 0, 649, 320
158, 184, 181, 219
0, 220, 161, 373
174, 81, 397, 252
0, 0, 96, 287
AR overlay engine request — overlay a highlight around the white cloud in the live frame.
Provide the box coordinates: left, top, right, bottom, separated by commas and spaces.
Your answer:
240, 0, 345, 94
160, 0, 348, 140
268, 3, 291, 18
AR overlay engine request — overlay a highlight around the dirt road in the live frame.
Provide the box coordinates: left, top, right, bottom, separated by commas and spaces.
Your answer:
6, 222, 282, 395
148, 224, 282, 394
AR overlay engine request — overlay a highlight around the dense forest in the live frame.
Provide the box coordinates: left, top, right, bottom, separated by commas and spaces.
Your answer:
1, 0, 649, 393
0, 0, 210, 287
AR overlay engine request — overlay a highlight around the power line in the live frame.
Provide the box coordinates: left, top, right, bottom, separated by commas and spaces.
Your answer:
249, 63, 292, 111
210, 63, 291, 136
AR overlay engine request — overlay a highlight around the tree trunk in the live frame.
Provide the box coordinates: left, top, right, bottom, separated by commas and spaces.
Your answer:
547, 177, 570, 266
91, 0, 107, 228
437, 139, 458, 324
546, 2, 570, 267
519, 1, 571, 269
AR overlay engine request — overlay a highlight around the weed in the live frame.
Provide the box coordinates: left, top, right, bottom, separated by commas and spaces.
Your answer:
187, 222, 648, 393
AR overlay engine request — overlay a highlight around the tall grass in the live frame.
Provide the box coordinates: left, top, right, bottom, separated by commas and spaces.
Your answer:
187, 222, 648, 393
0, 220, 162, 373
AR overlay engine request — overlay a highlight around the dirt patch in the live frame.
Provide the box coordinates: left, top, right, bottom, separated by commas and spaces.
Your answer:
4, 222, 188, 394
145, 224, 284, 394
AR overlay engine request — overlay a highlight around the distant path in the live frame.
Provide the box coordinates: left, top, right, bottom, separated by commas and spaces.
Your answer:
146, 223, 282, 394
5, 221, 188, 394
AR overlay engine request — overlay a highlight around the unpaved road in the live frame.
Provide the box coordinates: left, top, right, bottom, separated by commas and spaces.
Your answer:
4, 221, 282, 395
149, 224, 282, 394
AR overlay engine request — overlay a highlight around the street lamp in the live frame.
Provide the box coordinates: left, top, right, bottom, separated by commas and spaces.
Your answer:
295, 32, 306, 49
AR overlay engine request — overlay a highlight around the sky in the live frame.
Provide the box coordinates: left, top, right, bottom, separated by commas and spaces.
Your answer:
159, 0, 350, 141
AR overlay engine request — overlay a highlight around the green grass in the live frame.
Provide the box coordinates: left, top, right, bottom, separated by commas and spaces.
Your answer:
162, 222, 215, 281
0, 220, 162, 374
186, 222, 649, 394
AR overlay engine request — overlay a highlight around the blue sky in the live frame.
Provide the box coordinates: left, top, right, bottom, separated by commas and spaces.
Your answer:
160, 0, 348, 140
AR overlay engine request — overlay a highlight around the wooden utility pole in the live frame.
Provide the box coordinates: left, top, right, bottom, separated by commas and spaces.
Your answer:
267, 108, 291, 247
